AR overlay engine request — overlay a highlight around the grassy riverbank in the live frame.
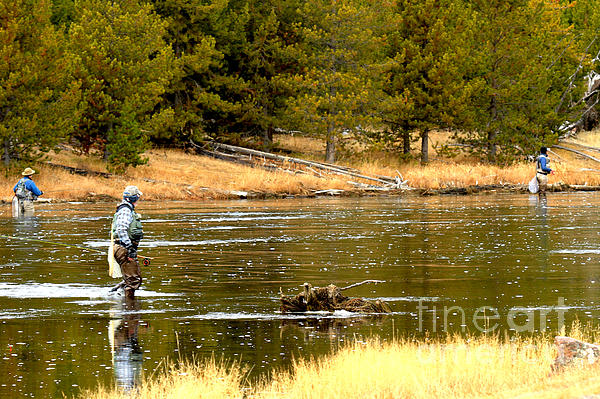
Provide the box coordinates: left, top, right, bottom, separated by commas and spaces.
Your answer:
3, 130, 600, 203
79, 323, 600, 399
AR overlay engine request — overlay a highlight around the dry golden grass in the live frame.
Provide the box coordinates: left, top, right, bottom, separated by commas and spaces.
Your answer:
0, 148, 351, 202
274, 133, 326, 158
277, 129, 600, 189
568, 130, 600, 148
4, 129, 600, 203
80, 358, 247, 399
78, 322, 600, 399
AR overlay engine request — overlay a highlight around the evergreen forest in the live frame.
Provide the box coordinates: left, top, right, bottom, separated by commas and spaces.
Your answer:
2, 0, 600, 172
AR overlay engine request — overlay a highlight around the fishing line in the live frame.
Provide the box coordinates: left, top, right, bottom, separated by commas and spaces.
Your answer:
0, 234, 153, 265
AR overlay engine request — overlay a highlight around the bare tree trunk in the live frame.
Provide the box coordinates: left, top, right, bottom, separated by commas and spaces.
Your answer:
488, 75, 498, 162
326, 132, 336, 163
487, 129, 497, 162
3, 139, 10, 167
420, 129, 429, 164
403, 129, 411, 155
263, 126, 273, 149
103, 122, 113, 161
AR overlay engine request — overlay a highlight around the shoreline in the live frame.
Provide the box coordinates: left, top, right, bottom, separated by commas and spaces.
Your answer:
4, 142, 600, 204
2, 181, 599, 206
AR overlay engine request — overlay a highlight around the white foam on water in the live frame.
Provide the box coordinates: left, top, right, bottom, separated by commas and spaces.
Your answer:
510, 305, 587, 311
79, 307, 192, 316
66, 300, 108, 306
201, 215, 306, 222
0, 310, 50, 319
184, 310, 404, 321
0, 282, 179, 299
551, 249, 600, 254
376, 296, 441, 302
185, 312, 310, 320
84, 237, 278, 248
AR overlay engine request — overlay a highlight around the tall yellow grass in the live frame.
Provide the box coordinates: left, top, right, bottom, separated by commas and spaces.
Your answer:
0, 148, 350, 203
277, 130, 600, 189
78, 323, 600, 399
4, 131, 600, 204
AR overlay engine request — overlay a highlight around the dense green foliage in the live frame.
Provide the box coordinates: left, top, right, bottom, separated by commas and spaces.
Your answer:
67, 0, 174, 172
0, 0, 80, 167
381, 0, 476, 164
0, 0, 597, 170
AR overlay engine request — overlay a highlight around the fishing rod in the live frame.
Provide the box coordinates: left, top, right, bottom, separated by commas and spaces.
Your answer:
0, 234, 153, 266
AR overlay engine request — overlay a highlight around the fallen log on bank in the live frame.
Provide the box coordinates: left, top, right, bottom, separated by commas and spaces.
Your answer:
280, 281, 392, 314
552, 145, 600, 164
560, 141, 600, 154
191, 140, 409, 190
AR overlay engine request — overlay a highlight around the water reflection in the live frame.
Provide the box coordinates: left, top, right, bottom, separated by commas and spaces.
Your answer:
109, 298, 144, 392
280, 315, 389, 341
12, 215, 41, 235
531, 194, 550, 271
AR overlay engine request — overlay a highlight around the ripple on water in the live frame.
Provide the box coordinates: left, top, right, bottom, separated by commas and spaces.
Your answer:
0, 282, 179, 299
184, 310, 407, 321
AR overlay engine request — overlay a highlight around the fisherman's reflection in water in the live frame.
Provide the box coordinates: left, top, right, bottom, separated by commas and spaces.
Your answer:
529, 194, 550, 270
110, 297, 144, 392
13, 216, 41, 235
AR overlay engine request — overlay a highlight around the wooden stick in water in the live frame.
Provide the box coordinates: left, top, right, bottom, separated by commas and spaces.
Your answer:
340, 280, 386, 291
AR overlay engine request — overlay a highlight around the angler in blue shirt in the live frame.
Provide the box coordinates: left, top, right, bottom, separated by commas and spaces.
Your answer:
12, 167, 43, 215
536, 147, 553, 194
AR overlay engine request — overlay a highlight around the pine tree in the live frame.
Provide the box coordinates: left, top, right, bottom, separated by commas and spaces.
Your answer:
67, 0, 175, 172
234, 0, 303, 148
558, 0, 600, 132
50, 0, 75, 27
283, 0, 386, 163
150, 0, 229, 145
465, 0, 581, 162
381, 0, 475, 164
0, 0, 80, 167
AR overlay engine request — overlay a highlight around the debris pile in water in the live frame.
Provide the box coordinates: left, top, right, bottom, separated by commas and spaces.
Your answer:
280, 282, 392, 313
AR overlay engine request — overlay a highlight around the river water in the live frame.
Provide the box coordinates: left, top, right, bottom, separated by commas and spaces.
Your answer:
1, 193, 600, 397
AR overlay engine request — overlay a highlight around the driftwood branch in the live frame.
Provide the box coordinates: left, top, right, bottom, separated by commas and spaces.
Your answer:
547, 149, 566, 163
191, 140, 407, 189
561, 141, 600, 153
340, 280, 386, 291
214, 142, 393, 185
46, 162, 113, 178
552, 145, 600, 164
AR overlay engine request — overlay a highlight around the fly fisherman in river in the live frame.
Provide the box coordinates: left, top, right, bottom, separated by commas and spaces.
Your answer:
12, 167, 43, 216
536, 147, 553, 195
111, 186, 144, 299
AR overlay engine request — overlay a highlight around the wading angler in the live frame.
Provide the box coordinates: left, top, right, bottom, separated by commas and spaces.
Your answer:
12, 167, 43, 216
110, 186, 144, 299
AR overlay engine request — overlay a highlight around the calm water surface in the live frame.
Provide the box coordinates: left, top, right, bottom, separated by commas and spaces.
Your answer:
1, 193, 600, 397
